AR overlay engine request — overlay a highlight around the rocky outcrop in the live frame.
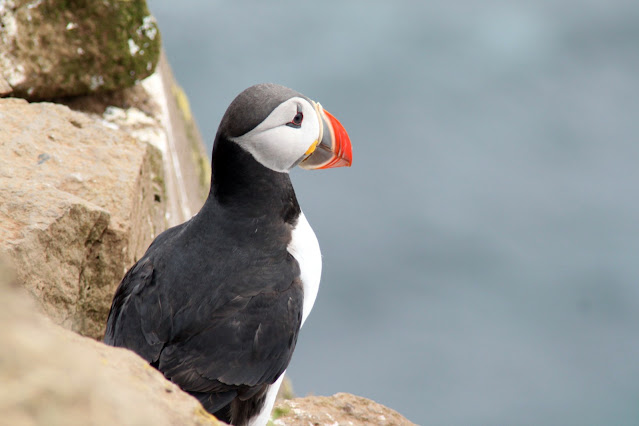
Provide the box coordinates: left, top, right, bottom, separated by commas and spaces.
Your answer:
0, 269, 219, 426
0, 0, 160, 99
57, 52, 211, 227
0, 98, 166, 339
273, 393, 415, 426
0, 41, 210, 340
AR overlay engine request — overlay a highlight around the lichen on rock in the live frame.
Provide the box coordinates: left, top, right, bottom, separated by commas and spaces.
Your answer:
0, 0, 161, 99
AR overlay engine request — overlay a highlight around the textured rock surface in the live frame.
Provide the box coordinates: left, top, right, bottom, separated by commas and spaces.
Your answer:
61, 52, 211, 226
0, 0, 160, 99
0, 98, 166, 339
155, 54, 212, 212
0, 270, 220, 426
273, 393, 415, 426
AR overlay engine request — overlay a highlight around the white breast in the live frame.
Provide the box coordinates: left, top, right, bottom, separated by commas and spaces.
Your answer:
287, 212, 322, 327
248, 214, 320, 426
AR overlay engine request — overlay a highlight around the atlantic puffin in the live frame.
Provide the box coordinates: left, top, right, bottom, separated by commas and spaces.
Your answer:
104, 83, 352, 426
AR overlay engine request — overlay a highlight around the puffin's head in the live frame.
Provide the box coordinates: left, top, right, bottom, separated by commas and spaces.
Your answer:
218, 83, 352, 173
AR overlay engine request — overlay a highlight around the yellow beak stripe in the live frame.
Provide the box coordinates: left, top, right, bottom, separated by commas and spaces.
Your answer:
305, 140, 319, 156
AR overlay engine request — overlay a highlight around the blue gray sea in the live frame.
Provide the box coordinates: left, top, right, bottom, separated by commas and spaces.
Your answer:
147, 1, 639, 424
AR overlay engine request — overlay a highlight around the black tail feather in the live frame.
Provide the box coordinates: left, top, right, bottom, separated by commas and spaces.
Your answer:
191, 390, 237, 424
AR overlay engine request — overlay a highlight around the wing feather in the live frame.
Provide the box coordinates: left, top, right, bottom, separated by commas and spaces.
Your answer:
104, 218, 304, 406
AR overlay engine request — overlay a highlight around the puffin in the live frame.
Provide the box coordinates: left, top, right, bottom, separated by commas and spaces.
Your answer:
104, 83, 352, 426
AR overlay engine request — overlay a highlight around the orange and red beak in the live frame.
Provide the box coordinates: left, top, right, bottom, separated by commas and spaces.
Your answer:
299, 103, 352, 170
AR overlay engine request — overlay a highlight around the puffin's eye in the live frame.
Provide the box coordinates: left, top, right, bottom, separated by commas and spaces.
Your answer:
286, 112, 303, 128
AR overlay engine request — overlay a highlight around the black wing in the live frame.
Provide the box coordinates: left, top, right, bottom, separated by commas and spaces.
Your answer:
158, 280, 303, 390
104, 257, 172, 363
104, 229, 304, 411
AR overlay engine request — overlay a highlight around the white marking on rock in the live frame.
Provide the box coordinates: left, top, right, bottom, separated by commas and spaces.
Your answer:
0, 4, 26, 87
4, 64, 26, 86
137, 15, 158, 40
67, 172, 84, 182
89, 75, 104, 90
128, 38, 140, 56
26, 0, 43, 9
141, 71, 193, 223
100, 120, 118, 130
102, 106, 166, 154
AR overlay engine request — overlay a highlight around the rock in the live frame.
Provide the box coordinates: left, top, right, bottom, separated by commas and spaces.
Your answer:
0, 0, 160, 100
0, 73, 11, 96
0, 268, 220, 426
153, 53, 212, 212
273, 393, 415, 426
61, 51, 211, 226
0, 52, 211, 339
0, 98, 166, 339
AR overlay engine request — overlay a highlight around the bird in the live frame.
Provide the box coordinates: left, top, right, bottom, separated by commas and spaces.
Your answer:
104, 83, 352, 426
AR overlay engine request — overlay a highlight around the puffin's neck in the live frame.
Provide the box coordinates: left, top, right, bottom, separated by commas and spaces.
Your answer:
204, 135, 301, 223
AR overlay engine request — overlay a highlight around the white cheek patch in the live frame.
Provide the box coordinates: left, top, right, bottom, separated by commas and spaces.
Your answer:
236, 125, 308, 172
231, 97, 320, 173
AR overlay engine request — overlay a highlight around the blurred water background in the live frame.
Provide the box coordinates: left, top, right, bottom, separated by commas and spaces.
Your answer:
147, 1, 639, 424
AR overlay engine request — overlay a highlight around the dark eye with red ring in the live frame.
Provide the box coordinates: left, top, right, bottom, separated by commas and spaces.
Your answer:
286, 111, 303, 128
